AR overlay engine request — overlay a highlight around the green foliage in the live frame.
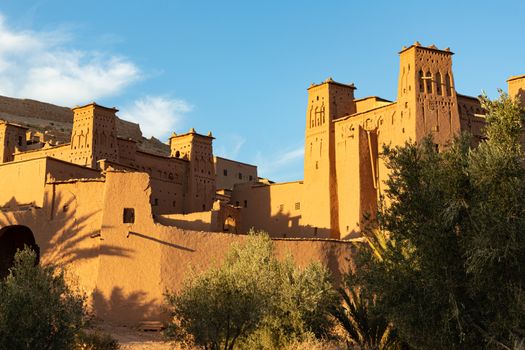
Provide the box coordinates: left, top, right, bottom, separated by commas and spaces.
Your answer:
353, 91, 525, 349
165, 232, 337, 350
74, 330, 120, 350
332, 273, 405, 350
0, 247, 86, 350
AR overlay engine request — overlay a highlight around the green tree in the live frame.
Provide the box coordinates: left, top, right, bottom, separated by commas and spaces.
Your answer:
353, 92, 525, 349
165, 232, 337, 350
0, 247, 86, 350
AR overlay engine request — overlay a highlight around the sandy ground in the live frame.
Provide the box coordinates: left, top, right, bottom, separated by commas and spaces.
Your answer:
98, 324, 177, 350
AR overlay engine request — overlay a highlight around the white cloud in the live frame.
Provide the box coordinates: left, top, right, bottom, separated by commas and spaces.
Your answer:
120, 96, 192, 139
0, 14, 140, 106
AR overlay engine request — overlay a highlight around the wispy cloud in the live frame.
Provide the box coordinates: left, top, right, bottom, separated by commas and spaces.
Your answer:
0, 14, 140, 106
254, 146, 304, 182
215, 134, 246, 160
120, 96, 192, 139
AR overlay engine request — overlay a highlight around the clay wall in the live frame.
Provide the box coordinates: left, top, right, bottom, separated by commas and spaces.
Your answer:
95, 171, 352, 324
214, 156, 257, 190
457, 94, 485, 142
13, 144, 72, 162
0, 158, 47, 207
116, 137, 137, 166
229, 180, 330, 238
0, 123, 28, 163
354, 97, 392, 114
508, 75, 525, 108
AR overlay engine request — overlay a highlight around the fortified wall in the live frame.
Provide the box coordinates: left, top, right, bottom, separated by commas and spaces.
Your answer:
0, 160, 352, 324
0, 41, 523, 325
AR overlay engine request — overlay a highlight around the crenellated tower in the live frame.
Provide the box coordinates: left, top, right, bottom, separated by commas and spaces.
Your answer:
302, 78, 356, 238
70, 103, 119, 168
169, 129, 215, 213
396, 42, 461, 148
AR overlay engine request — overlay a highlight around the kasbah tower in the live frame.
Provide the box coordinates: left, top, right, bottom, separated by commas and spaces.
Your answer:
0, 41, 523, 324
232, 41, 494, 239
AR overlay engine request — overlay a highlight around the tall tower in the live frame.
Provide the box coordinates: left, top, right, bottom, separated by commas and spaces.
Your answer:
302, 78, 356, 238
0, 122, 27, 163
169, 129, 215, 213
396, 42, 461, 148
70, 103, 119, 168
508, 75, 525, 108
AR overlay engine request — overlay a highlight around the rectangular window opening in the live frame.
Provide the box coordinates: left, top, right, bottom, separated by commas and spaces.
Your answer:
123, 208, 135, 224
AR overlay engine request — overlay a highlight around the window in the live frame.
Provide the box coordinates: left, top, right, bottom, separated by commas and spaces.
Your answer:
435, 72, 442, 95
425, 71, 432, 93
244, 200, 248, 208
18, 136, 23, 146
172, 201, 176, 207
223, 169, 228, 176
153, 198, 159, 206
123, 208, 135, 224
249, 175, 253, 181
419, 70, 425, 92
235, 201, 240, 207
445, 73, 452, 96
238, 172, 242, 180
295, 202, 300, 210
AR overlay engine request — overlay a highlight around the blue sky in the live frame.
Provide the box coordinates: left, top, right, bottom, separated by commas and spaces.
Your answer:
0, 0, 523, 181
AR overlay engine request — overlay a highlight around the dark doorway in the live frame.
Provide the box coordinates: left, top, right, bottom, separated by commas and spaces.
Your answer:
0, 226, 39, 279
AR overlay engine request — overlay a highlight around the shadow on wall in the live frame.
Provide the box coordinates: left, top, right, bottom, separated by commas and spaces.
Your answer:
92, 287, 159, 324
233, 184, 333, 238
0, 189, 134, 269
518, 88, 525, 107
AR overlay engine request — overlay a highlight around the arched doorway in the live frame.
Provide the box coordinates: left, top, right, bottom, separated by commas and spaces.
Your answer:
0, 226, 39, 279
223, 216, 237, 234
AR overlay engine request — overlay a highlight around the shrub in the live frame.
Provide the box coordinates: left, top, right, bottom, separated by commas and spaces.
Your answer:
0, 247, 86, 350
165, 232, 337, 350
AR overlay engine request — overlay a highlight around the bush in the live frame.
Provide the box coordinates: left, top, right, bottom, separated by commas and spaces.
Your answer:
0, 247, 86, 350
165, 232, 337, 350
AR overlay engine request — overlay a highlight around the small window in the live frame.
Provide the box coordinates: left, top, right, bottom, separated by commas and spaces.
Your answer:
18, 136, 23, 146
295, 202, 300, 210
235, 201, 240, 207
172, 201, 176, 207
153, 198, 159, 206
238, 172, 242, 180
244, 200, 248, 208
249, 175, 253, 181
123, 208, 135, 224
223, 169, 228, 176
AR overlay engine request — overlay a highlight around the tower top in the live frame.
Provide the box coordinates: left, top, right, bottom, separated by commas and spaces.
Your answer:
308, 78, 356, 90
399, 42, 454, 55
71, 102, 119, 113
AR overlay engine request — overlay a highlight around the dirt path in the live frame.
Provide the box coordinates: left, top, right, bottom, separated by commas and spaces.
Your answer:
97, 324, 178, 350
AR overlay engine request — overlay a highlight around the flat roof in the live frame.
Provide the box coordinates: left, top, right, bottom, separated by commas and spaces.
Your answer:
334, 101, 397, 123
214, 156, 257, 168
507, 74, 525, 82
354, 96, 392, 103
399, 42, 454, 55
308, 78, 356, 90
71, 102, 118, 112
